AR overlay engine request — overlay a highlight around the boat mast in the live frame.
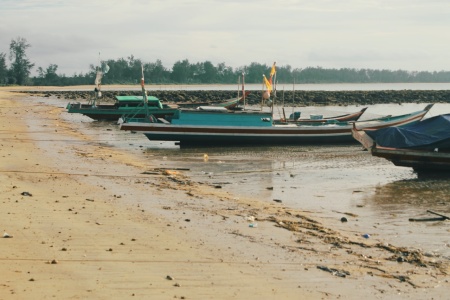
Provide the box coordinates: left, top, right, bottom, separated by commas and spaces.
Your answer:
272, 71, 277, 116
237, 75, 240, 99
292, 78, 295, 116
242, 72, 246, 110
141, 64, 150, 118
92, 52, 109, 106
261, 76, 264, 111
93, 52, 102, 106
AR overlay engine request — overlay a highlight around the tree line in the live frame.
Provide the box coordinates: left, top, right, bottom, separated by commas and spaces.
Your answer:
2, 37, 450, 87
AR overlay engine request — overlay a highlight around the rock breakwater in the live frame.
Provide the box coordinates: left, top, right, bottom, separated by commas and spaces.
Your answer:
23, 89, 450, 106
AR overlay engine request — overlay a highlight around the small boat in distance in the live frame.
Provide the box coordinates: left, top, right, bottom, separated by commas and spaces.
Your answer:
274, 107, 368, 124
352, 113, 450, 172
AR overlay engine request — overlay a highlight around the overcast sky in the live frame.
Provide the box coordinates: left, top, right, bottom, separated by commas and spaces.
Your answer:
1, 0, 450, 76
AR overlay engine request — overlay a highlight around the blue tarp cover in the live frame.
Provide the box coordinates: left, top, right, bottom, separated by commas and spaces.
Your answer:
366, 114, 450, 150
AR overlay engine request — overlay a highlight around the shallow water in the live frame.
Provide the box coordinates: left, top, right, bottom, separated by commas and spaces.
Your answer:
37, 96, 450, 258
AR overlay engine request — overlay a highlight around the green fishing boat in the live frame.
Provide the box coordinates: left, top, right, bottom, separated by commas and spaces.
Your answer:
66, 95, 178, 121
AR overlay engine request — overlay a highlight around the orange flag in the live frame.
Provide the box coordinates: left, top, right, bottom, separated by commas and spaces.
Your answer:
263, 75, 272, 92
269, 62, 276, 85
269, 61, 276, 78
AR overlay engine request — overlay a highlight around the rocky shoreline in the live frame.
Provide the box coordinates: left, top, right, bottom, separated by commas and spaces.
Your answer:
22, 89, 450, 106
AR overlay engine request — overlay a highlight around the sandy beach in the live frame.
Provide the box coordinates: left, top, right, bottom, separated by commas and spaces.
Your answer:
1, 87, 449, 299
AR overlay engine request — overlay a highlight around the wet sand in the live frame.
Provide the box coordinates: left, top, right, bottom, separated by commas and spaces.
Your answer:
1, 87, 449, 299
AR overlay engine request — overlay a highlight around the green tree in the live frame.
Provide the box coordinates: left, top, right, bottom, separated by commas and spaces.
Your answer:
0, 53, 7, 85
36, 64, 59, 85
191, 61, 218, 83
144, 59, 170, 83
202, 61, 218, 83
126, 55, 143, 83
275, 64, 292, 83
9, 37, 34, 85
217, 62, 236, 83
170, 59, 192, 83
245, 62, 269, 83
102, 57, 129, 83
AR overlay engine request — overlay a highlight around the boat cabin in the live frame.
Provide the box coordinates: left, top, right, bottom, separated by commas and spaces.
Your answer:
115, 96, 164, 109
171, 108, 273, 127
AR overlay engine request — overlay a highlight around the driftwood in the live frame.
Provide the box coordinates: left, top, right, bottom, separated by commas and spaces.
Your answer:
317, 265, 350, 278
427, 210, 450, 220
409, 217, 446, 222
409, 210, 450, 222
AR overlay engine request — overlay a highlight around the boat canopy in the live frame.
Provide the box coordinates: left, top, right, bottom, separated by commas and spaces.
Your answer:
115, 95, 163, 109
115, 95, 159, 102
366, 114, 450, 150
115, 95, 143, 102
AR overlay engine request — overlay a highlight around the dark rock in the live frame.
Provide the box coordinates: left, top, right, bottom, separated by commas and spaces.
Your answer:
21, 89, 450, 107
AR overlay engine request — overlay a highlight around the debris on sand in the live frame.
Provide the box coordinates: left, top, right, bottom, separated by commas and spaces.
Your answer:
3, 232, 13, 238
317, 265, 350, 278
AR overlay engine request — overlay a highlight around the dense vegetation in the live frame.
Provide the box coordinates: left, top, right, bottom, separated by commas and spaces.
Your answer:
2, 37, 450, 86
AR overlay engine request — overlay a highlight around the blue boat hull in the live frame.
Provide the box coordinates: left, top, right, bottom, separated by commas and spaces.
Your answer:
121, 105, 433, 147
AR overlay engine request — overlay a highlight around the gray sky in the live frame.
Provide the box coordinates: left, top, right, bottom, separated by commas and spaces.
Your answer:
1, 0, 449, 76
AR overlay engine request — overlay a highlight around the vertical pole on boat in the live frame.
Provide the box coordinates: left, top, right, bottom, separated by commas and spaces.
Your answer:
269, 62, 277, 118
261, 75, 265, 111
237, 75, 240, 99
272, 72, 277, 116
292, 79, 295, 104
141, 64, 149, 118
292, 78, 295, 116
282, 87, 286, 121
93, 52, 102, 107
242, 72, 246, 110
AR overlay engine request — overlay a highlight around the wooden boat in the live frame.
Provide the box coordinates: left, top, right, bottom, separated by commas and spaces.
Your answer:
352, 113, 450, 172
274, 107, 368, 124
66, 95, 178, 121
66, 90, 251, 122
66, 60, 178, 121
66, 65, 248, 121
119, 104, 434, 147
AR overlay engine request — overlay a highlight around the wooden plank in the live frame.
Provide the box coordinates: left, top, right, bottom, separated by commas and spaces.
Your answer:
427, 210, 450, 220
409, 217, 446, 222
157, 118, 170, 124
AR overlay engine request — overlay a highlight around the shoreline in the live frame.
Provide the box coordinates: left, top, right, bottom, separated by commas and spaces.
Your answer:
1, 87, 449, 299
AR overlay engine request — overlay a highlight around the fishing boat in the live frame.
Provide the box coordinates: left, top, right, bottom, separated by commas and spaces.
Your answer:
192, 91, 251, 112
274, 107, 368, 124
120, 62, 433, 147
352, 113, 450, 172
65, 59, 179, 121
66, 62, 247, 121
119, 104, 433, 147
66, 95, 178, 121
65, 89, 249, 122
